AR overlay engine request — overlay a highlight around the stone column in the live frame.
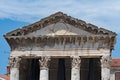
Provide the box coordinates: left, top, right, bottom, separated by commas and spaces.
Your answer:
10, 57, 21, 80
101, 55, 111, 80
39, 56, 51, 80
71, 56, 81, 80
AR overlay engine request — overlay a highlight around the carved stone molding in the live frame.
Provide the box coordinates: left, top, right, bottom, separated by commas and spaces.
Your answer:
101, 55, 111, 68
9, 57, 21, 68
5, 12, 116, 37
8, 36, 114, 51
39, 56, 51, 70
71, 56, 81, 69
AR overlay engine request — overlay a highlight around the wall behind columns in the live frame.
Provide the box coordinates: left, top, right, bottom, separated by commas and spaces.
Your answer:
19, 59, 32, 80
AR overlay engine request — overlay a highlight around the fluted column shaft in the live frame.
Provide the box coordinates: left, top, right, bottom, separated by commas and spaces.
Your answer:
39, 56, 51, 80
71, 56, 81, 80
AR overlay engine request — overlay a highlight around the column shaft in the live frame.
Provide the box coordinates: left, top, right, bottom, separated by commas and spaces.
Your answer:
10, 68, 19, 80
71, 68, 80, 80
39, 56, 50, 80
71, 57, 81, 80
101, 55, 111, 80
10, 57, 21, 80
40, 69, 49, 80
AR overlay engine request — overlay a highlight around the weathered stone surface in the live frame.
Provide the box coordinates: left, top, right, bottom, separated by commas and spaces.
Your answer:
39, 56, 51, 80
10, 57, 21, 80
10, 68, 19, 80
101, 55, 111, 68
39, 69, 49, 80
4, 12, 117, 80
101, 55, 111, 80
39, 56, 51, 70
71, 57, 81, 80
9, 57, 21, 68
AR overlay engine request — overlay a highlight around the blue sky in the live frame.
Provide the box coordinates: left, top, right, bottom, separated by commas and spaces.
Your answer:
0, 0, 120, 74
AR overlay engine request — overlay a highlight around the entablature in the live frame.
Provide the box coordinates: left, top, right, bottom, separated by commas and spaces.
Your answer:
5, 35, 116, 51
10, 49, 110, 58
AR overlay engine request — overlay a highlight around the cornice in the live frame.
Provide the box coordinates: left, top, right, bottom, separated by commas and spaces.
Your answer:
6, 35, 115, 51
4, 12, 116, 37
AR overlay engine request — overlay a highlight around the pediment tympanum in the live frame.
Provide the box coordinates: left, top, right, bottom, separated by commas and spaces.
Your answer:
26, 22, 93, 36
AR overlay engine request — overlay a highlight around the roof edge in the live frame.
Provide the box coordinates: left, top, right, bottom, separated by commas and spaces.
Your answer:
4, 11, 117, 37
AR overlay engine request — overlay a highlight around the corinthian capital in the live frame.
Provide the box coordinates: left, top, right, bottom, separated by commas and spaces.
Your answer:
101, 55, 111, 68
39, 56, 51, 70
71, 56, 81, 69
9, 57, 21, 68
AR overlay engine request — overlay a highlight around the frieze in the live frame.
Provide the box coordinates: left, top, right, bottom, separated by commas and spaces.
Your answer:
7, 36, 113, 50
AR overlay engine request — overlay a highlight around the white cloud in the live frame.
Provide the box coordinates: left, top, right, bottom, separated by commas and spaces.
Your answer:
0, 0, 120, 33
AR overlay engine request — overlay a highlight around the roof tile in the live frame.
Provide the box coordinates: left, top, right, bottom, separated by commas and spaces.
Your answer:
0, 75, 10, 80
111, 58, 120, 67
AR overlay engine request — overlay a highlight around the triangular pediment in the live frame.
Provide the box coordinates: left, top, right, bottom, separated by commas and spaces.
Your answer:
5, 12, 116, 37
26, 22, 93, 36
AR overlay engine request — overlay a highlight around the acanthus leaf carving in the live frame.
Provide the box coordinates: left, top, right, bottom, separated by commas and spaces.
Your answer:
101, 55, 111, 69
71, 56, 81, 69
9, 57, 21, 68
39, 56, 51, 70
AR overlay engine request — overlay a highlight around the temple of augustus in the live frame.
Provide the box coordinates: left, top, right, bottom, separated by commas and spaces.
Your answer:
4, 12, 116, 80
